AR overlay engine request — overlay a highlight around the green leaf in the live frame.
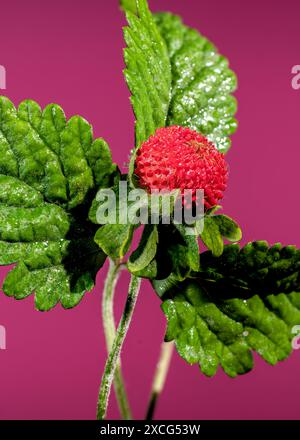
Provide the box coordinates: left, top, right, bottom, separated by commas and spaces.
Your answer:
200, 216, 224, 257
0, 97, 116, 310
200, 214, 242, 257
127, 224, 158, 273
152, 272, 181, 298
145, 224, 200, 283
94, 224, 135, 261
120, 0, 137, 14
90, 175, 139, 260
162, 283, 253, 377
122, 0, 171, 148
131, 258, 158, 279
172, 224, 200, 273
157, 242, 300, 377
199, 241, 300, 299
213, 214, 242, 242
155, 12, 238, 153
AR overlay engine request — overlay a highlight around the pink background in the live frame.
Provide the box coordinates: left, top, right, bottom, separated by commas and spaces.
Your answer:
0, 0, 300, 420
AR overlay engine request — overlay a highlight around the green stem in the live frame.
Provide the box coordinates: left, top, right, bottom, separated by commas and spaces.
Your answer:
97, 274, 141, 420
145, 341, 174, 420
102, 259, 132, 420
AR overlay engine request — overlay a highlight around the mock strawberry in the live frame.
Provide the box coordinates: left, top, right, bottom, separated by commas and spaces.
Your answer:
134, 126, 228, 209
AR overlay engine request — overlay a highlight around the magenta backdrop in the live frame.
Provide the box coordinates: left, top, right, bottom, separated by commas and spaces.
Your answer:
0, 0, 299, 420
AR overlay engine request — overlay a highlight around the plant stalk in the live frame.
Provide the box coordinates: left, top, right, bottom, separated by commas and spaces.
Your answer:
102, 259, 132, 420
145, 341, 174, 420
97, 273, 141, 420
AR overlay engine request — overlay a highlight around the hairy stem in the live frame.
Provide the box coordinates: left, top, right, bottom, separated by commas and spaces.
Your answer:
145, 341, 174, 420
102, 259, 132, 420
97, 274, 141, 420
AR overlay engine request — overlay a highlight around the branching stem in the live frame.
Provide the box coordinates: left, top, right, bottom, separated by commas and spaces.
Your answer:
97, 271, 141, 420
102, 259, 132, 420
